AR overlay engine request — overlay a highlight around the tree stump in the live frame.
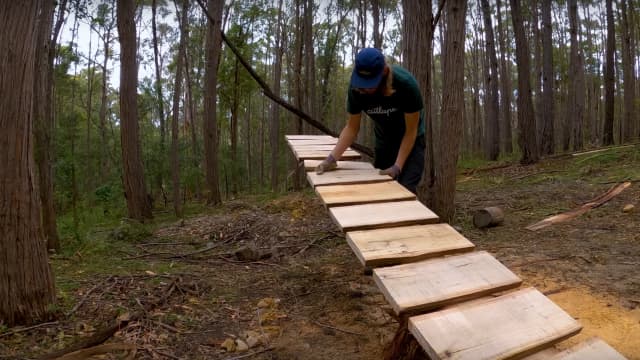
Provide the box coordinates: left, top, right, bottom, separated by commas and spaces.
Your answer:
383, 317, 430, 360
472, 207, 504, 228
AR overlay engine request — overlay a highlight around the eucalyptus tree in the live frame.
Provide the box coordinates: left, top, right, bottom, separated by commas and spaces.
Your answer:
118, 0, 153, 220
540, 0, 554, 155
480, 0, 500, 160
495, 0, 512, 153
1, 1, 56, 326
510, 0, 539, 164
566, 0, 585, 151
603, 0, 615, 145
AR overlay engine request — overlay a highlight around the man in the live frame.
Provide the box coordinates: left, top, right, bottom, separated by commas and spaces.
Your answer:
315, 47, 426, 193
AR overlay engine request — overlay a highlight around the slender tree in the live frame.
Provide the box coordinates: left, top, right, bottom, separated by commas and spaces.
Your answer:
270, 0, 285, 192
540, 0, 555, 155
203, 0, 223, 204
432, 0, 467, 221
171, 0, 189, 217
566, 0, 585, 151
117, 0, 153, 220
151, 0, 167, 195
620, 0, 636, 142
510, 0, 539, 164
1, 1, 56, 326
603, 0, 616, 145
34, 0, 66, 251
496, 0, 513, 153
480, 0, 500, 160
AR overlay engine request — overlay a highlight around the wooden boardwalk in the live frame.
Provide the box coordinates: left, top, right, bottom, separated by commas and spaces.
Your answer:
286, 135, 627, 360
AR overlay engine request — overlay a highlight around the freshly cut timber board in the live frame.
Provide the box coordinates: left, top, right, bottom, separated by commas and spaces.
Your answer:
524, 337, 627, 360
328, 200, 439, 232
289, 145, 344, 152
293, 149, 361, 160
315, 181, 415, 207
373, 251, 522, 315
409, 287, 583, 360
307, 169, 391, 187
303, 159, 374, 171
285, 134, 337, 140
287, 139, 339, 146
346, 223, 475, 267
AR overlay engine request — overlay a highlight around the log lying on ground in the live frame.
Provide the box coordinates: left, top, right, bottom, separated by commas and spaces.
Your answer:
526, 182, 631, 231
473, 207, 504, 228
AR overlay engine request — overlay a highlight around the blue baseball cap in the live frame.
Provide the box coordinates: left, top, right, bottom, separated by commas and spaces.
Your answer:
351, 48, 385, 89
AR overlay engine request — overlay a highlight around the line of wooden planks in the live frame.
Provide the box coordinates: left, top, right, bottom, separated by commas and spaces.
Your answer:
286, 135, 627, 360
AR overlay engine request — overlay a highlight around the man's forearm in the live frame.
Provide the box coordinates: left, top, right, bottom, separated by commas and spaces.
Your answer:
395, 131, 417, 169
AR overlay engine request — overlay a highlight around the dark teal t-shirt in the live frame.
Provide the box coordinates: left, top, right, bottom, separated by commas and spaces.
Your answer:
347, 65, 425, 152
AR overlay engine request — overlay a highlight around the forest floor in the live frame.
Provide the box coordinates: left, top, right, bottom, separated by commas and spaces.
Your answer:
1, 145, 640, 360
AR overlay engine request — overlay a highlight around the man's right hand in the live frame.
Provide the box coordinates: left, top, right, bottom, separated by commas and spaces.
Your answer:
315, 154, 337, 174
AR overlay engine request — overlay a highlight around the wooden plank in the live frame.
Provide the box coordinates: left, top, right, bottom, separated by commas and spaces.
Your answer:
294, 149, 361, 160
409, 287, 583, 360
524, 338, 627, 360
346, 223, 475, 267
307, 169, 391, 187
290, 144, 348, 152
285, 134, 336, 140
329, 200, 439, 232
287, 139, 339, 146
316, 181, 415, 207
303, 159, 374, 171
373, 251, 521, 315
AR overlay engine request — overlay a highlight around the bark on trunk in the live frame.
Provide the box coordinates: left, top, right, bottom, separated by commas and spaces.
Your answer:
540, 0, 555, 155
496, 0, 513, 153
621, 0, 636, 143
567, 0, 585, 151
433, 0, 467, 222
603, 0, 616, 145
0, 0, 56, 326
152, 0, 167, 195
510, 0, 539, 164
117, 0, 153, 220
203, 0, 223, 204
270, 0, 284, 192
480, 0, 500, 160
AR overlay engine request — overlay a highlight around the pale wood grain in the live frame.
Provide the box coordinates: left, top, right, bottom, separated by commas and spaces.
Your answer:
290, 144, 344, 152
294, 149, 361, 160
287, 139, 339, 146
346, 223, 475, 267
524, 338, 627, 360
409, 287, 582, 360
285, 135, 337, 140
329, 200, 439, 232
373, 251, 521, 315
303, 160, 374, 171
308, 169, 392, 187
316, 181, 415, 207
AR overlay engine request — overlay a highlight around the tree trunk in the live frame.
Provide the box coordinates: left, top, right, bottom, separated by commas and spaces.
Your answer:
170, 0, 189, 217
540, 0, 555, 155
603, 0, 616, 145
621, 0, 636, 143
85, 34, 95, 193
117, 0, 153, 220
406, 0, 434, 211
432, 0, 467, 222
480, 0, 500, 160
34, 0, 62, 251
271, 0, 284, 192
0, 0, 56, 326
567, 0, 585, 151
99, 6, 114, 180
203, 0, 223, 204
372, 0, 383, 49
510, 0, 539, 164
183, 43, 200, 200
496, 0, 513, 153
231, 57, 240, 195
151, 0, 167, 197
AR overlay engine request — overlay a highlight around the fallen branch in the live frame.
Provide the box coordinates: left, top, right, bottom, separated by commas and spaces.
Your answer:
526, 182, 632, 231
53, 343, 136, 360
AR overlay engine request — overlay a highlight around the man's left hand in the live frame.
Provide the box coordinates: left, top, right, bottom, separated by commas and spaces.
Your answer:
379, 164, 401, 179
